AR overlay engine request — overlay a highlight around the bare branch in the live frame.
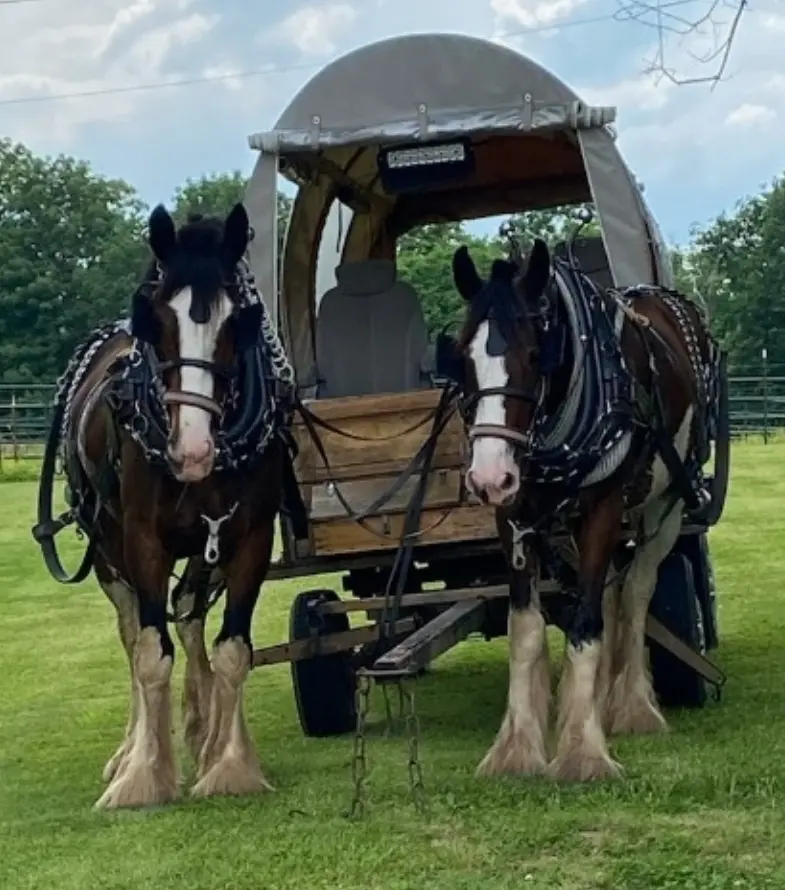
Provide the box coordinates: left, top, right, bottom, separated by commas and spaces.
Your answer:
614, 0, 747, 87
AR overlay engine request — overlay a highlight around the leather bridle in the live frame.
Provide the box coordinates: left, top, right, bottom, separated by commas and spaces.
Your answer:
158, 355, 236, 420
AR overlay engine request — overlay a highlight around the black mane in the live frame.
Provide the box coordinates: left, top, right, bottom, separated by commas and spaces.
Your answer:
150, 213, 235, 323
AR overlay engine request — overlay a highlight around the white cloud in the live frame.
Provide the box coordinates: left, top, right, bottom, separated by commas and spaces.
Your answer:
490, 0, 588, 30
0, 0, 218, 146
260, 4, 358, 57
724, 103, 776, 128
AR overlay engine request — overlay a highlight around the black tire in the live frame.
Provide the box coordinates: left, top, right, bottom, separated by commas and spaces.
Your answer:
648, 551, 708, 709
290, 589, 357, 737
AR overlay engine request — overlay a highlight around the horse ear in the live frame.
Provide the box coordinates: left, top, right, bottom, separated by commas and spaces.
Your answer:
148, 204, 176, 264
452, 245, 482, 302
223, 202, 250, 266
520, 238, 551, 300
130, 289, 160, 343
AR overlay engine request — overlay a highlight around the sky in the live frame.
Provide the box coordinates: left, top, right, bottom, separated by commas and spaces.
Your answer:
0, 0, 780, 248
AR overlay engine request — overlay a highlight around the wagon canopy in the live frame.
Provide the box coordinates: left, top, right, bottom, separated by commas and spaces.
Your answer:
244, 32, 672, 385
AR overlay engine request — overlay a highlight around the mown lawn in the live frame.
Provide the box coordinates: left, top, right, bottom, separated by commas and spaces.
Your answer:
1, 440, 785, 890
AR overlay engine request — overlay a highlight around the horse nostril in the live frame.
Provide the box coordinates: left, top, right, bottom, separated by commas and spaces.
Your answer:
501, 472, 515, 491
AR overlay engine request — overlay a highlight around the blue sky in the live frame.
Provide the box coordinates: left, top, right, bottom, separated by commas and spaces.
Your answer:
0, 0, 777, 247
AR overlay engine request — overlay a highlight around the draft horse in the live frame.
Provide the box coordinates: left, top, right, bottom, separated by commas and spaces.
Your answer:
35, 203, 292, 808
450, 239, 718, 781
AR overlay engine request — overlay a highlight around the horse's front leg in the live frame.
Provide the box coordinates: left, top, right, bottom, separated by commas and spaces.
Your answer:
95, 524, 178, 810
191, 521, 275, 798
548, 489, 625, 782
477, 560, 550, 777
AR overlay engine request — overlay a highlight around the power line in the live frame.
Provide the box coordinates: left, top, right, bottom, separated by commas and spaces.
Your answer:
0, 0, 45, 5
0, 13, 626, 108
0, 0, 742, 108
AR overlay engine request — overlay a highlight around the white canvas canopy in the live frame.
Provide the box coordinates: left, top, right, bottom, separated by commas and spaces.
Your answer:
244, 32, 673, 385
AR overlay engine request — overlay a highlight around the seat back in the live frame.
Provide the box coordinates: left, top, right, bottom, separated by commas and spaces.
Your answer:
315, 259, 429, 398
553, 235, 613, 291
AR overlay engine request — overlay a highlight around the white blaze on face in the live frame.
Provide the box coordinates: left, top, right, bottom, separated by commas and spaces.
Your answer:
168, 286, 233, 480
467, 320, 521, 505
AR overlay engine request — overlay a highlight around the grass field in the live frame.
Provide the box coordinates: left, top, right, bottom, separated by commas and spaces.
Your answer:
2, 440, 785, 890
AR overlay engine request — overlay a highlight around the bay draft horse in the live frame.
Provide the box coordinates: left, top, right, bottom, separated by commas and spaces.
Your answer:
58, 203, 288, 808
450, 239, 716, 781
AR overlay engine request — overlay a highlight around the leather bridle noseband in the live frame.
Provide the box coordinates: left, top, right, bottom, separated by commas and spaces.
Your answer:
158, 355, 236, 420
461, 383, 544, 452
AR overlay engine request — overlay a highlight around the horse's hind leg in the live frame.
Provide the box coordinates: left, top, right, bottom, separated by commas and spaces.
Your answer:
192, 524, 274, 799
173, 559, 216, 764
605, 499, 681, 736
95, 556, 139, 784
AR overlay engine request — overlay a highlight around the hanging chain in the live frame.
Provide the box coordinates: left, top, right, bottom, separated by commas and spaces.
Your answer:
347, 672, 428, 818
348, 672, 371, 819
401, 679, 427, 815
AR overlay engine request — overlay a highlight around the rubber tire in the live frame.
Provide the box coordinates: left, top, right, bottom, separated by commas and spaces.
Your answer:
648, 551, 708, 709
290, 589, 358, 737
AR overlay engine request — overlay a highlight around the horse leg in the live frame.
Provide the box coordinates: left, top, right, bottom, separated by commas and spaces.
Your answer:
605, 499, 682, 736
476, 568, 550, 776
95, 530, 178, 809
95, 555, 139, 783
173, 561, 217, 764
596, 566, 623, 731
548, 488, 625, 782
192, 522, 274, 798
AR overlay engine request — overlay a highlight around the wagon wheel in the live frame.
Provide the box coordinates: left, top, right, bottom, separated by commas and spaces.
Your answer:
648, 550, 708, 709
290, 589, 357, 737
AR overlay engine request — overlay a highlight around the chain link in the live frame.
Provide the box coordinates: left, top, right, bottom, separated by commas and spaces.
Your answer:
347, 672, 428, 819
401, 680, 427, 815
348, 673, 371, 819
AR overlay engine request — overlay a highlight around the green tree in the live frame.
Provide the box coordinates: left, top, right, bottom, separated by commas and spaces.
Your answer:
397, 223, 500, 335
171, 172, 293, 261
0, 139, 146, 384
506, 203, 601, 247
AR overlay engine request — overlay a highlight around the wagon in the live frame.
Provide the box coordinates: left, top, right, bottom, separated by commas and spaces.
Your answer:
242, 33, 730, 737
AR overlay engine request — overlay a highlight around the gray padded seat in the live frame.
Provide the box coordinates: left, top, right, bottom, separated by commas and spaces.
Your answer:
553, 235, 614, 291
315, 259, 430, 398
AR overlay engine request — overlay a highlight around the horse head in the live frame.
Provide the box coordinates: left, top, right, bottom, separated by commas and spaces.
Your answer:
131, 202, 260, 483
453, 239, 552, 507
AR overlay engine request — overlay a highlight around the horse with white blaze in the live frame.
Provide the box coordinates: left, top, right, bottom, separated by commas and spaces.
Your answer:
450, 238, 719, 781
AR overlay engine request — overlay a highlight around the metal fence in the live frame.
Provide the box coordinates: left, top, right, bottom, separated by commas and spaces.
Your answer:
0, 373, 783, 471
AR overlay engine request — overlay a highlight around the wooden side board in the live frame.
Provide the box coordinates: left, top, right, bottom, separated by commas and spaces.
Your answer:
311, 503, 498, 556
292, 389, 465, 484
291, 389, 498, 558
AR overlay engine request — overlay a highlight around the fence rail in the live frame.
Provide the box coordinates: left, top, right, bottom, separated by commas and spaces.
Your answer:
0, 376, 782, 469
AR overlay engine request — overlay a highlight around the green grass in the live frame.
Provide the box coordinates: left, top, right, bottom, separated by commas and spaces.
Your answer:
2, 441, 785, 889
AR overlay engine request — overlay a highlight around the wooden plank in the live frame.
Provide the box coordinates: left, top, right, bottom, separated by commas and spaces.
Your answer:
315, 581, 562, 614
292, 409, 465, 484
251, 617, 416, 667
311, 503, 498, 556
366, 600, 488, 677
294, 388, 445, 423
309, 468, 462, 520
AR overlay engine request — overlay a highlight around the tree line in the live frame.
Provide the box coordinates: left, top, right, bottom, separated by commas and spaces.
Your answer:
0, 137, 780, 386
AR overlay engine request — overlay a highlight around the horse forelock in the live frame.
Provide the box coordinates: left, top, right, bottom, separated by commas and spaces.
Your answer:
149, 215, 238, 326
458, 266, 530, 356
